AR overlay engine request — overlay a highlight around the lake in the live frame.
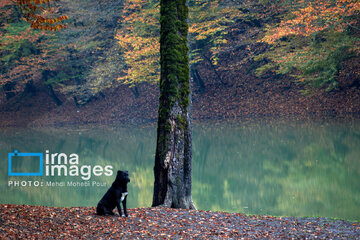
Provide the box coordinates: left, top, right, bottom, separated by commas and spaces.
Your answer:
1, 120, 359, 220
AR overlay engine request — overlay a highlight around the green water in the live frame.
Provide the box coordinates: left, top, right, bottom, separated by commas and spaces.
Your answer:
1, 120, 359, 220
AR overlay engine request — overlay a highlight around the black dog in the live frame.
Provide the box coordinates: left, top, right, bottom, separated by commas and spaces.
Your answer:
96, 170, 130, 217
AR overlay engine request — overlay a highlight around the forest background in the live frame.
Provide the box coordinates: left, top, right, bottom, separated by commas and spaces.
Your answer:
1, 0, 359, 127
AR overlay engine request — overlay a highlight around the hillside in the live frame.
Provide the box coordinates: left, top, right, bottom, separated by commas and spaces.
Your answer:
1, 0, 359, 127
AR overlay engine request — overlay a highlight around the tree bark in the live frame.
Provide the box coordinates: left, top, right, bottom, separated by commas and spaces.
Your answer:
152, 0, 196, 209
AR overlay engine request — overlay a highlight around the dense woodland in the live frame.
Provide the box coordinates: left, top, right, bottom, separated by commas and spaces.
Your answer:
1, 0, 359, 127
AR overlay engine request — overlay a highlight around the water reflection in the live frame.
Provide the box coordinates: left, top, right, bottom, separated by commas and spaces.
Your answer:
1, 121, 359, 220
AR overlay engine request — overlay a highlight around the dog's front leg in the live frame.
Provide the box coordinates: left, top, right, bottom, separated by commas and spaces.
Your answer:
115, 192, 123, 217
122, 195, 128, 217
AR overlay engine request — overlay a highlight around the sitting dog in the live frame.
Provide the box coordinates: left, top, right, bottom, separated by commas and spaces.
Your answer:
96, 170, 130, 217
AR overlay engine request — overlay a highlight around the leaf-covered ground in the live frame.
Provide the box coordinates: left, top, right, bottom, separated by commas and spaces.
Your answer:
0, 204, 359, 239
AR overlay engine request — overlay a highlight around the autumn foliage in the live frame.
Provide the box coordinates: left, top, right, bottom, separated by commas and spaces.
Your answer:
115, 0, 247, 86
0, 21, 51, 89
0, 0, 67, 91
13, 0, 68, 31
0, 0, 68, 88
256, 0, 360, 92
115, 0, 160, 86
263, 0, 360, 44
1, 0, 359, 105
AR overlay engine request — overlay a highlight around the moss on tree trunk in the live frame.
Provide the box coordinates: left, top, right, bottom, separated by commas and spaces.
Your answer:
152, 0, 195, 209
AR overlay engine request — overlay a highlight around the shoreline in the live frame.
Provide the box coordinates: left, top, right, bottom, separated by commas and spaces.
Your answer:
1, 204, 359, 239
1, 113, 360, 130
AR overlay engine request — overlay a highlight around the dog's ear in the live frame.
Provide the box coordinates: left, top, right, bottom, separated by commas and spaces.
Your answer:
117, 170, 122, 175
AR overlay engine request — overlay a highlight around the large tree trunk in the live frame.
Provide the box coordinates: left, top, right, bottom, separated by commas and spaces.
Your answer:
152, 0, 196, 209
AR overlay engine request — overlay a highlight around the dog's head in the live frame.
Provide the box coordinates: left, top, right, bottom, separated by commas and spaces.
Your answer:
116, 170, 130, 184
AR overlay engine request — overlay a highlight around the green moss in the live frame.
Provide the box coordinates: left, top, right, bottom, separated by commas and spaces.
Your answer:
158, 0, 189, 120
176, 114, 188, 132
156, 0, 190, 164
175, 176, 181, 185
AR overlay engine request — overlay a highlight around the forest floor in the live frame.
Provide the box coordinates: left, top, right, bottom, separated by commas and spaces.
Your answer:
1, 58, 360, 128
0, 204, 359, 239
1, 78, 360, 128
